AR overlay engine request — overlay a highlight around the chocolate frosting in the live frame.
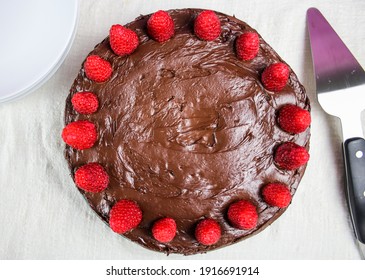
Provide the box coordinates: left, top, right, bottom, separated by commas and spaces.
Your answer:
64, 8, 310, 255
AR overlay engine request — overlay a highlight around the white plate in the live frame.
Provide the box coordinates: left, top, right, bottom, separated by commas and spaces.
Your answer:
0, 0, 78, 103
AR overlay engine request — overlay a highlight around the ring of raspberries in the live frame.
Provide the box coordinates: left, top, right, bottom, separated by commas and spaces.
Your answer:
62, 10, 310, 247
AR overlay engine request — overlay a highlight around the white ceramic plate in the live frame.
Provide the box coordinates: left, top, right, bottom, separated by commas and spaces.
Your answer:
0, 0, 78, 103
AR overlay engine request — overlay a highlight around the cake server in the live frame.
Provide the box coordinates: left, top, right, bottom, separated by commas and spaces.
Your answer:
307, 7, 365, 258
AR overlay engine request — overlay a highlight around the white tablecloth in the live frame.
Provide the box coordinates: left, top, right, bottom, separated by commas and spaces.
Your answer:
1, 0, 364, 260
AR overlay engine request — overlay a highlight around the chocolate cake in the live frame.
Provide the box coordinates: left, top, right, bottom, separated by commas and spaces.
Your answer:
63, 8, 311, 255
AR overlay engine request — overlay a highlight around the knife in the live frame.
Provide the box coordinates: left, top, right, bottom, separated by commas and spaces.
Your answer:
307, 7, 365, 259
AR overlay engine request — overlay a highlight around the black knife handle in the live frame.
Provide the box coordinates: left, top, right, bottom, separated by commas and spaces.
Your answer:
344, 137, 365, 243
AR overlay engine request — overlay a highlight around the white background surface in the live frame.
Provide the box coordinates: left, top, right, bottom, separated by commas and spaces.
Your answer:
0, 0, 364, 260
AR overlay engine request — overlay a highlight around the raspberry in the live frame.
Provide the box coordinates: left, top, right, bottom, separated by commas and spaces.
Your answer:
84, 55, 112, 83
71, 92, 99, 114
147, 10, 174, 42
61, 120, 97, 150
194, 10, 221, 41
262, 183, 292, 208
109, 200, 142, 234
277, 104, 311, 134
195, 218, 221, 245
235, 32, 260, 60
227, 200, 258, 230
74, 163, 109, 193
109, 24, 139, 56
261, 62, 289, 92
274, 142, 310, 170
152, 217, 177, 243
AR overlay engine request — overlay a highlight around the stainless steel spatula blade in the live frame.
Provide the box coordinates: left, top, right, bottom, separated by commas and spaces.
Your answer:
307, 7, 365, 258
307, 7, 365, 140
307, 8, 365, 94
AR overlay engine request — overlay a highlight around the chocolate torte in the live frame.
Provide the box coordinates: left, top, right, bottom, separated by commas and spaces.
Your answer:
63, 8, 310, 255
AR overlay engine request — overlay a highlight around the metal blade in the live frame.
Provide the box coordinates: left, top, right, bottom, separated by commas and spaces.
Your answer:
307, 7, 365, 94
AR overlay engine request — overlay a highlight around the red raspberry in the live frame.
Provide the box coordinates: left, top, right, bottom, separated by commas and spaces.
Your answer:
236, 32, 260, 60
194, 10, 221, 41
109, 24, 139, 56
262, 183, 292, 208
74, 163, 109, 193
71, 92, 99, 114
277, 104, 311, 134
195, 218, 221, 245
261, 62, 289, 92
61, 120, 97, 150
227, 200, 258, 230
84, 55, 112, 83
152, 217, 177, 243
274, 142, 310, 170
147, 10, 174, 43
109, 200, 142, 234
